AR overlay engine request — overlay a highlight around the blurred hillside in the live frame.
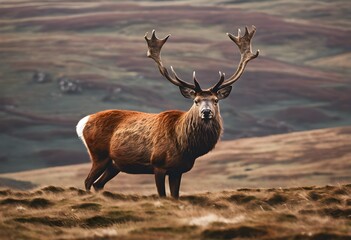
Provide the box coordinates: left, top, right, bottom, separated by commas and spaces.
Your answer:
1, 126, 350, 193
0, 0, 350, 173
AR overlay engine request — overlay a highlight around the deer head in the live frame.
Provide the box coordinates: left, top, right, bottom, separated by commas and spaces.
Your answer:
145, 26, 259, 120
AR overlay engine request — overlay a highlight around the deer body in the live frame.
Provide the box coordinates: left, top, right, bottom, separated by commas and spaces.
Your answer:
77, 26, 259, 198
81, 108, 221, 173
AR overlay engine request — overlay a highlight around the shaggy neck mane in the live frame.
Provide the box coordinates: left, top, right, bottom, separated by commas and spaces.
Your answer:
176, 105, 223, 159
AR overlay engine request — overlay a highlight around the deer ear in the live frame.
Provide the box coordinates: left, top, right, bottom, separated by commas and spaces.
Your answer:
217, 86, 232, 100
179, 86, 196, 99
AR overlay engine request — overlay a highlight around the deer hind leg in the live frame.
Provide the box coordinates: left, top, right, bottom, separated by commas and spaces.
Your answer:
154, 168, 167, 197
85, 157, 110, 191
169, 172, 182, 199
93, 160, 120, 192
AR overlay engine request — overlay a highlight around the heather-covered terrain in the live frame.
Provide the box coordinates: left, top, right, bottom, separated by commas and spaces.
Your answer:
1, 126, 350, 239
0, 0, 350, 173
1, 126, 350, 193
0, 184, 350, 239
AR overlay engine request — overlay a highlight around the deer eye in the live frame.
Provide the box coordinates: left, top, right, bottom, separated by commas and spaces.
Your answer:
214, 99, 219, 104
194, 99, 199, 105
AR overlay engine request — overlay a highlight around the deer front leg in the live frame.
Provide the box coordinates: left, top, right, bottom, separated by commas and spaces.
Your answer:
154, 168, 167, 197
169, 172, 182, 199
93, 161, 120, 191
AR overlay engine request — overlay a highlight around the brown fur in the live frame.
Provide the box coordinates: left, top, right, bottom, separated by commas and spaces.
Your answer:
81, 104, 223, 198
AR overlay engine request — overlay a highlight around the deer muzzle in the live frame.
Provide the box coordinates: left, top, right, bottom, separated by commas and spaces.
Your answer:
201, 108, 213, 119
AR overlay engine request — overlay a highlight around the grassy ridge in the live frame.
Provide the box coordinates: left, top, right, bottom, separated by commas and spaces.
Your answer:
0, 184, 350, 239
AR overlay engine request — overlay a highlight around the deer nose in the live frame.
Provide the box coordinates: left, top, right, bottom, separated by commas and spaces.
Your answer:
201, 109, 212, 119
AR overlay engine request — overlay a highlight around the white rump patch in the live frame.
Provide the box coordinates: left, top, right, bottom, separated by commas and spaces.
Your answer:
76, 115, 90, 148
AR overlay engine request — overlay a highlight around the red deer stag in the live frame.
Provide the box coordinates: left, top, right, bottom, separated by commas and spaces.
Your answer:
76, 26, 259, 199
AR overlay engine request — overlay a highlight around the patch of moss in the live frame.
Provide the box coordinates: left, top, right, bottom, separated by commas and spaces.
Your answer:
322, 208, 351, 219
72, 203, 101, 211
299, 209, 317, 215
0, 189, 11, 196
180, 195, 209, 206
15, 217, 76, 227
266, 193, 288, 205
321, 197, 342, 205
82, 216, 114, 228
0, 198, 30, 206
237, 188, 260, 192
308, 191, 323, 201
325, 185, 337, 190
276, 213, 298, 222
228, 194, 256, 204
333, 188, 349, 195
1, 197, 53, 208
107, 210, 143, 223
42, 186, 65, 193
145, 210, 156, 215
82, 211, 143, 228
29, 198, 54, 208
34, 190, 43, 195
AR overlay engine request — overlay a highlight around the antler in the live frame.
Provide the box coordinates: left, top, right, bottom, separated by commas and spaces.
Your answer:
211, 25, 259, 92
145, 30, 202, 92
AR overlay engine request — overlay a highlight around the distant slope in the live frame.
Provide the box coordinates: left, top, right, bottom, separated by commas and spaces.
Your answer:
1, 126, 350, 194
0, 0, 350, 173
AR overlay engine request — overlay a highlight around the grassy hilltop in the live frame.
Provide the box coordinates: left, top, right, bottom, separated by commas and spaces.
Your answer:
0, 0, 350, 172
0, 184, 351, 239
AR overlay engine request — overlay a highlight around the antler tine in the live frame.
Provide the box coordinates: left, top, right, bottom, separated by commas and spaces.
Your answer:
145, 30, 198, 91
144, 30, 169, 59
210, 71, 225, 92
217, 25, 259, 90
192, 71, 202, 92
170, 66, 182, 82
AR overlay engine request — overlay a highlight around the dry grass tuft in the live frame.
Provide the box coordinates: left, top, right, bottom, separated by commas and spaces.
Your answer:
41, 186, 65, 193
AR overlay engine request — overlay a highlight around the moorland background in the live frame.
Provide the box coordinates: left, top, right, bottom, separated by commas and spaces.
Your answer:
0, 0, 350, 174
